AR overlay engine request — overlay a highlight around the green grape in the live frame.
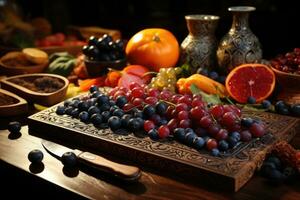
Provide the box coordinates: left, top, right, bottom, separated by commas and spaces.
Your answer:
174, 67, 182, 75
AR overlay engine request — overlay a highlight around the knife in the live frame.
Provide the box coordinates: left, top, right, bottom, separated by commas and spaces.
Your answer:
42, 140, 141, 181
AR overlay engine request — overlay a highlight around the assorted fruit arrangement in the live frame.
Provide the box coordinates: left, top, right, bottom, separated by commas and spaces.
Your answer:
82, 35, 125, 62
270, 48, 300, 74
56, 84, 266, 156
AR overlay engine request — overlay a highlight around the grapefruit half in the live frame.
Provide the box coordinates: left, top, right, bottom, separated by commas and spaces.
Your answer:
225, 64, 276, 103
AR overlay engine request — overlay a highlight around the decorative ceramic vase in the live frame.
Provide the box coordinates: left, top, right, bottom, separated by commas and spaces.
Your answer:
180, 15, 219, 74
217, 6, 262, 73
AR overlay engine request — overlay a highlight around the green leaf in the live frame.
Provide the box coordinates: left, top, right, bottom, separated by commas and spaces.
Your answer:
179, 63, 192, 77
190, 84, 222, 105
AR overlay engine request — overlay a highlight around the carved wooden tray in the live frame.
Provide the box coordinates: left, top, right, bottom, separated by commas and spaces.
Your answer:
27, 99, 299, 192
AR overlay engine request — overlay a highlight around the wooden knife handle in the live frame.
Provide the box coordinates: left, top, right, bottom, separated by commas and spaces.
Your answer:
76, 151, 141, 181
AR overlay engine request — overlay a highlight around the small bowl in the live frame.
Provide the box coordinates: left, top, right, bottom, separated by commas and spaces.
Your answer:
84, 57, 127, 77
0, 51, 48, 75
271, 66, 300, 103
0, 88, 28, 116
0, 73, 69, 106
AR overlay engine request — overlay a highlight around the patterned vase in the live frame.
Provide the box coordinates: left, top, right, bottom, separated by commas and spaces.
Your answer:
180, 15, 219, 74
217, 6, 263, 73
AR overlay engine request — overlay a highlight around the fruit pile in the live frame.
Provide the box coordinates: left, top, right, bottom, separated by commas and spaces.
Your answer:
270, 48, 300, 74
56, 84, 266, 156
82, 35, 125, 62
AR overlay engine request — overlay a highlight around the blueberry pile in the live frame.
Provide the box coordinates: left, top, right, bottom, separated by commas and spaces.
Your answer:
274, 100, 300, 117
199, 69, 227, 84
260, 154, 298, 183
82, 35, 125, 61
56, 84, 267, 157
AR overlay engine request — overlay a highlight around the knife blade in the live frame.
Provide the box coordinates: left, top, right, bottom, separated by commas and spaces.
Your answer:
42, 140, 141, 181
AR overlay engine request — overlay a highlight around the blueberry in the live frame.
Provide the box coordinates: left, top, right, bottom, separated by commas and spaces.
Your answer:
128, 118, 143, 132
266, 156, 282, 169
88, 36, 98, 46
241, 117, 254, 128
227, 136, 238, 148
69, 99, 80, 108
193, 137, 205, 150
7, 121, 21, 134
88, 106, 100, 116
97, 94, 110, 105
79, 111, 89, 123
158, 118, 168, 126
185, 128, 194, 134
261, 161, 277, 177
275, 101, 290, 115
89, 85, 99, 93
78, 101, 89, 111
28, 149, 43, 163
185, 132, 197, 146
199, 68, 208, 76
110, 105, 119, 113
230, 131, 241, 141
262, 100, 272, 109
133, 110, 144, 119
109, 100, 116, 106
267, 169, 284, 182
64, 100, 71, 107
173, 128, 186, 142
211, 148, 220, 156
101, 111, 111, 122
217, 75, 226, 84
155, 101, 167, 115
148, 129, 159, 140
121, 114, 132, 127
108, 116, 121, 131
70, 108, 80, 118
208, 71, 219, 80
65, 106, 74, 115
91, 91, 101, 98
82, 45, 90, 55
116, 96, 128, 108
247, 96, 256, 104
99, 103, 110, 112
56, 105, 66, 115
290, 104, 300, 117
61, 152, 77, 167
218, 140, 229, 151
143, 105, 156, 118
90, 113, 103, 126
282, 167, 296, 179
113, 109, 125, 118
87, 98, 97, 107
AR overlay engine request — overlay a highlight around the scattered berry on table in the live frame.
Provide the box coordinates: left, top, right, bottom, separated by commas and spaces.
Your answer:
8, 121, 21, 134
28, 149, 44, 163
61, 152, 77, 167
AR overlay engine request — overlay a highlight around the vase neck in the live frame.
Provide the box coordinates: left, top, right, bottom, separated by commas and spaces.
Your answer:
185, 15, 219, 37
230, 11, 251, 31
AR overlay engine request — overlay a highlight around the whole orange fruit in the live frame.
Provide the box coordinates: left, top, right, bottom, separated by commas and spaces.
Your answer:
225, 63, 276, 103
125, 28, 180, 72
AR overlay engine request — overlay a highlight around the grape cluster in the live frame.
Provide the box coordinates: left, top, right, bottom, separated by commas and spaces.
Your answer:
260, 154, 298, 183
149, 67, 182, 93
56, 84, 266, 156
270, 48, 300, 74
82, 35, 125, 61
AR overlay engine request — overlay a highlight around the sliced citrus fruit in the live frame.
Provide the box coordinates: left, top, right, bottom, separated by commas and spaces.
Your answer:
225, 63, 276, 103
22, 48, 48, 64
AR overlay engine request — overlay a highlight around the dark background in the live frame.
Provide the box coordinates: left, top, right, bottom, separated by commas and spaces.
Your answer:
16, 0, 300, 59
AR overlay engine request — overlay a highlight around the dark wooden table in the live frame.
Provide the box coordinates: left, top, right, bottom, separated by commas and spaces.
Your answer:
0, 120, 300, 200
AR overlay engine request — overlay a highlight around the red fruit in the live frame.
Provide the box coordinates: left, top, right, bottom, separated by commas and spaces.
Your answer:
175, 103, 188, 113
145, 97, 158, 105
118, 73, 145, 89
179, 119, 191, 128
177, 110, 189, 120
148, 88, 160, 98
199, 116, 213, 128
167, 118, 178, 133
296, 152, 300, 160
221, 112, 239, 127
206, 139, 218, 151
158, 125, 170, 138
240, 130, 252, 142
208, 125, 220, 137
215, 129, 229, 141
129, 82, 141, 90
131, 87, 144, 98
249, 123, 265, 137
144, 120, 155, 132
122, 65, 151, 83
123, 103, 134, 112
190, 106, 207, 120
210, 105, 224, 119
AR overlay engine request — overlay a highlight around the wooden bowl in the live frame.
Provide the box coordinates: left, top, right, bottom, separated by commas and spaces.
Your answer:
0, 88, 28, 116
0, 51, 48, 75
0, 73, 69, 106
85, 57, 127, 77
271, 67, 300, 103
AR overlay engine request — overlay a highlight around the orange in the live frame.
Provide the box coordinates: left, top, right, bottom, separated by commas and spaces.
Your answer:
125, 28, 179, 72
225, 63, 276, 103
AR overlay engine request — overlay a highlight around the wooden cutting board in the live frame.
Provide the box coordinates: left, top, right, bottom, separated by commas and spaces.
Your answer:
27, 99, 300, 192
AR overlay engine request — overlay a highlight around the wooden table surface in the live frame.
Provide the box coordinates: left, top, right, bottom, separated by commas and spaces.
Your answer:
0, 121, 300, 200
